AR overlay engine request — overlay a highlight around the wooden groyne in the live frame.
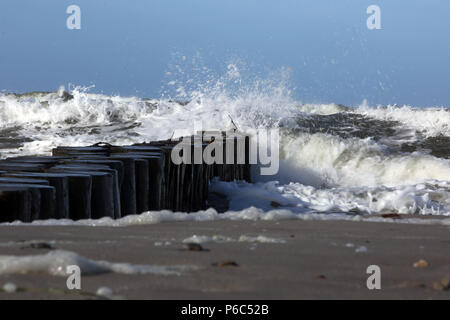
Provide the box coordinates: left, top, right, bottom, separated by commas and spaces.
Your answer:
0, 132, 251, 222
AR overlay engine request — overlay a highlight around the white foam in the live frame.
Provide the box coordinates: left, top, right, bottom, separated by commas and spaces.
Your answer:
0, 250, 198, 276
238, 235, 286, 243
182, 234, 285, 244
356, 103, 450, 137
345, 243, 355, 248
2, 282, 17, 293
211, 179, 450, 215
96, 286, 113, 297
182, 235, 234, 244
280, 132, 450, 188
2, 204, 450, 228
355, 246, 368, 253
297, 103, 347, 115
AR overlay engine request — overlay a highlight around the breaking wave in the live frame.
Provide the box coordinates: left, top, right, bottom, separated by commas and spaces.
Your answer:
0, 61, 449, 217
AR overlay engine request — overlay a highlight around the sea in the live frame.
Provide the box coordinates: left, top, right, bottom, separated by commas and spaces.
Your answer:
0, 66, 449, 226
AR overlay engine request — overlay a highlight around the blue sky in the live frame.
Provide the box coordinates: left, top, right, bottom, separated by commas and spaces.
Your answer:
0, 0, 449, 106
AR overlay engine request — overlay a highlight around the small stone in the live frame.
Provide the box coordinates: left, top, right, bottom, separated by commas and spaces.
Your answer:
30, 242, 54, 250
433, 282, 445, 291
2, 282, 17, 293
96, 286, 113, 297
433, 277, 450, 291
216, 260, 239, 267
441, 277, 450, 287
315, 275, 326, 279
381, 213, 402, 219
355, 246, 368, 253
413, 259, 429, 268
345, 243, 354, 248
184, 243, 205, 251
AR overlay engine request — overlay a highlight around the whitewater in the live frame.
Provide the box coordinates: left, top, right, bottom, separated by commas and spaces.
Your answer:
0, 67, 449, 221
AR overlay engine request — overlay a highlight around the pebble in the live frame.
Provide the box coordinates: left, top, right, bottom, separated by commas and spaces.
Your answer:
355, 246, 368, 253
432, 277, 450, 291
381, 213, 402, 219
184, 243, 205, 251
215, 260, 239, 267
413, 259, 429, 268
29, 242, 54, 249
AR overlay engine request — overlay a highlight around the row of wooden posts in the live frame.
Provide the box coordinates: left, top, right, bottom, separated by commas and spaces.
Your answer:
0, 132, 251, 222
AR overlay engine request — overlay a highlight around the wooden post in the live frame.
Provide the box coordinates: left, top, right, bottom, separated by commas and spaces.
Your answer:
65, 159, 123, 219
49, 166, 115, 219
0, 187, 32, 222
1, 172, 70, 219
0, 184, 56, 221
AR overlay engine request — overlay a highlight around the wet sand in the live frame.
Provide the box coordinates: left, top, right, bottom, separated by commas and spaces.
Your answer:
0, 218, 449, 299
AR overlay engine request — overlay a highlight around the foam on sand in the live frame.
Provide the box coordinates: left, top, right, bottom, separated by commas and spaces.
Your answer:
182, 234, 286, 244
0, 250, 198, 276
2, 205, 450, 228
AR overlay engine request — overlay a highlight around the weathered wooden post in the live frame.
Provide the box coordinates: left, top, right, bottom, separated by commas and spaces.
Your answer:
3, 172, 70, 219
0, 187, 32, 222
49, 166, 115, 219
105, 156, 137, 216
0, 183, 55, 221
65, 159, 123, 219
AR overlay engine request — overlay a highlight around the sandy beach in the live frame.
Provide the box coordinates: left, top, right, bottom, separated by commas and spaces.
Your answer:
0, 218, 449, 300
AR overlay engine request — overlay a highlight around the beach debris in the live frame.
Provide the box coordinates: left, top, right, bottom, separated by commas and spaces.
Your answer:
432, 277, 450, 291
381, 213, 402, 219
96, 286, 113, 298
26, 242, 54, 250
355, 246, 368, 253
213, 260, 239, 267
345, 243, 355, 248
442, 277, 450, 287
413, 259, 429, 268
183, 243, 207, 252
315, 275, 326, 279
154, 241, 171, 247
228, 114, 240, 132
2, 282, 17, 293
